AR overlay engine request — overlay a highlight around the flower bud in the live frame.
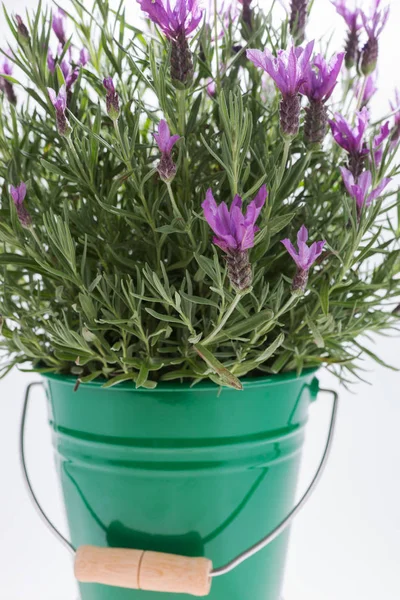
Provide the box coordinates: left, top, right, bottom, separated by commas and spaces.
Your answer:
103, 77, 120, 121
15, 15, 30, 44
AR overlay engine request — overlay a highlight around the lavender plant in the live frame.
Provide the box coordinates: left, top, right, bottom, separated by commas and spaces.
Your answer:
0, 0, 399, 390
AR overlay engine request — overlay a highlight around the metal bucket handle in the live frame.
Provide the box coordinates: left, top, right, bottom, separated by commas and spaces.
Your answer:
20, 381, 339, 596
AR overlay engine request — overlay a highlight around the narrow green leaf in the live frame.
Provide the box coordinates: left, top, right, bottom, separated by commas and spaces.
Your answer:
194, 343, 243, 390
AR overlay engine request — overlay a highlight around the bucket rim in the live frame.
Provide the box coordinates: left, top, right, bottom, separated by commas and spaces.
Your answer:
41, 367, 320, 393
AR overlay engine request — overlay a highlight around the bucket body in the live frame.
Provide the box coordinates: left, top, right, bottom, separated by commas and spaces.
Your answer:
43, 370, 319, 600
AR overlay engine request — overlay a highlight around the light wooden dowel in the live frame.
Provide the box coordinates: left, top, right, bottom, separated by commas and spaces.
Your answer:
75, 546, 213, 597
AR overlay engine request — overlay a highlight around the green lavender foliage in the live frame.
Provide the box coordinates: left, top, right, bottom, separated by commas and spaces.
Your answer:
0, 0, 399, 388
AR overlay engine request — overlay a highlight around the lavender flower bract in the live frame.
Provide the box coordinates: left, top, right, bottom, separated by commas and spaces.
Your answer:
340, 167, 391, 218
302, 52, 344, 144
61, 59, 79, 91
79, 48, 90, 67
47, 49, 56, 73
0, 50, 17, 105
202, 185, 267, 291
331, 0, 360, 69
360, 0, 389, 75
373, 121, 390, 165
247, 41, 314, 137
154, 119, 180, 182
48, 85, 71, 137
52, 8, 67, 47
281, 225, 325, 293
329, 107, 369, 176
10, 182, 32, 228
137, 0, 203, 88
103, 77, 120, 122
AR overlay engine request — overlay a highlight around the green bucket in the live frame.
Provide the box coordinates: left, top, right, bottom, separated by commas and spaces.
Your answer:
41, 369, 320, 600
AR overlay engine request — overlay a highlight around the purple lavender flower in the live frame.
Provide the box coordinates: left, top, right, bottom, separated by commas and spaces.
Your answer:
0, 49, 17, 105
329, 107, 369, 176
331, 0, 361, 69
302, 52, 344, 103
202, 185, 267, 290
289, 0, 309, 44
137, 0, 203, 39
103, 77, 120, 122
360, 0, 389, 75
10, 182, 32, 228
52, 8, 67, 47
373, 121, 390, 165
281, 225, 325, 293
154, 119, 180, 182
79, 47, 90, 67
48, 85, 71, 137
302, 52, 344, 144
355, 74, 377, 107
15, 15, 30, 42
340, 167, 391, 218
137, 0, 203, 87
60, 59, 79, 91
206, 78, 216, 97
47, 49, 56, 73
0, 50, 13, 77
247, 41, 314, 137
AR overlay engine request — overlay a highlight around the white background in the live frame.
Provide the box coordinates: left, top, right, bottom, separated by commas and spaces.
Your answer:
1, 1, 400, 599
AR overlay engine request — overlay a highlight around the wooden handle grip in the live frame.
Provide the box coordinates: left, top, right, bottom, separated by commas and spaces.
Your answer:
75, 546, 213, 597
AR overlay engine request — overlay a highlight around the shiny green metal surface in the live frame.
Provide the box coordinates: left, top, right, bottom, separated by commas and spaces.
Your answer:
43, 370, 319, 600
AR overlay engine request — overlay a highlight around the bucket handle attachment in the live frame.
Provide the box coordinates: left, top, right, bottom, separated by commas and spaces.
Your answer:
20, 381, 338, 597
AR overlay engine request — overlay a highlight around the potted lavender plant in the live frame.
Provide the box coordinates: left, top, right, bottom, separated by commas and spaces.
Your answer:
0, 0, 398, 599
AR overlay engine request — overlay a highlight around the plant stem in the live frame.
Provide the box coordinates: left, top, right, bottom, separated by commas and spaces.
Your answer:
113, 119, 129, 162
177, 90, 186, 137
355, 75, 367, 115
166, 181, 183, 219
166, 182, 196, 248
277, 138, 291, 189
203, 290, 248, 345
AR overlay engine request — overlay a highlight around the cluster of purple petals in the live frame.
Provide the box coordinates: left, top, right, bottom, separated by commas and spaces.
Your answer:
247, 41, 314, 98
302, 52, 345, 102
340, 168, 391, 213
329, 107, 370, 158
48, 45, 89, 91
48, 85, 67, 113
0, 49, 17, 103
52, 8, 67, 46
137, 0, 203, 40
47, 85, 71, 136
9, 182, 32, 228
360, 0, 389, 41
0, 50, 13, 77
153, 119, 180, 182
331, 0, 360, 30
281, 225, 325, 272
202, 185, 267, 253
154, 119, 180, 154
373, 122, 390, 165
